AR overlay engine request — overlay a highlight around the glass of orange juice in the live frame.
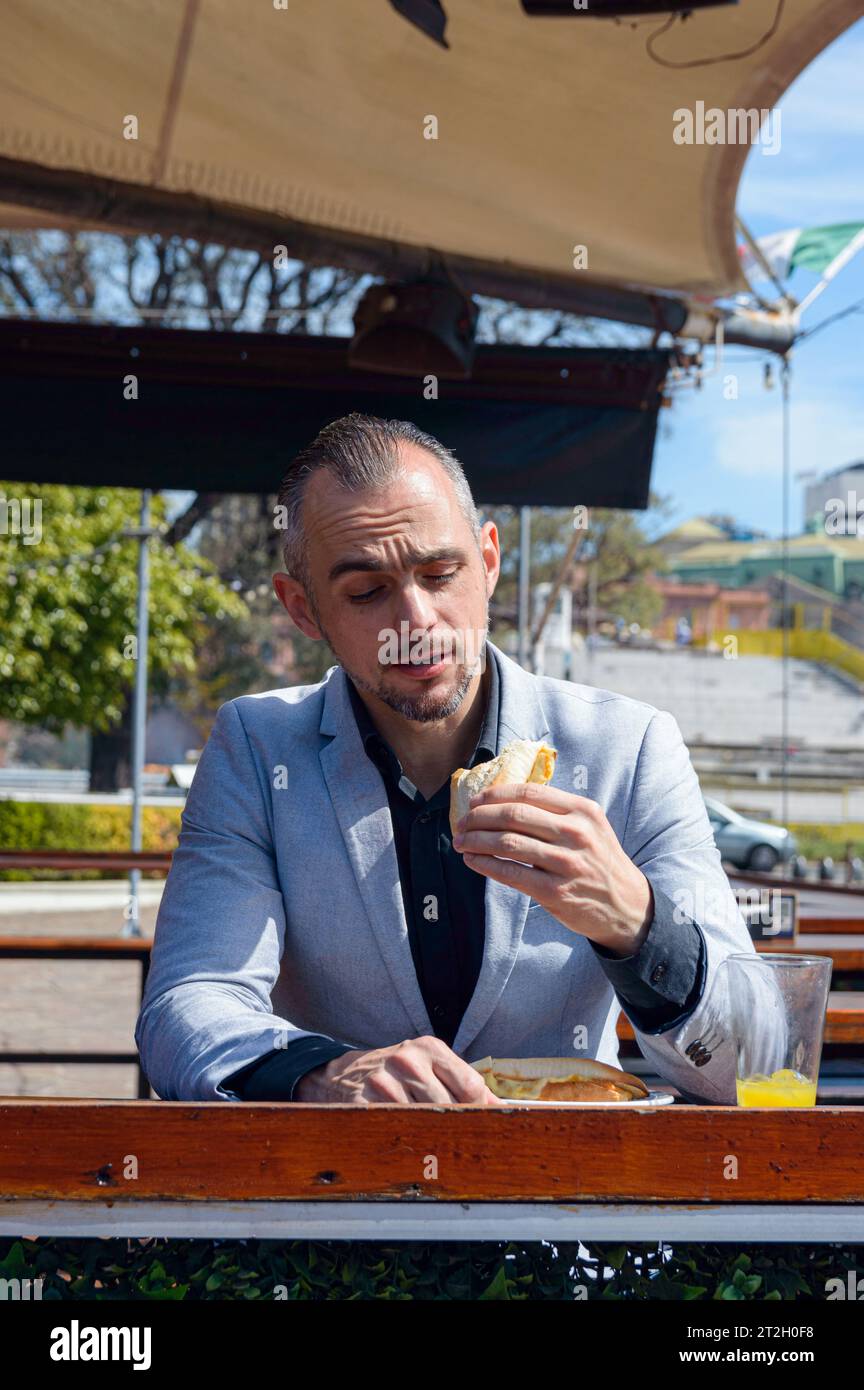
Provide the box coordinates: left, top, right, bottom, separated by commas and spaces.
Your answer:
718, 954, 832, 1107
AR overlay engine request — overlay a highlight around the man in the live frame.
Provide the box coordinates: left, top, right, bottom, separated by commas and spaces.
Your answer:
136, 413, 767, 1105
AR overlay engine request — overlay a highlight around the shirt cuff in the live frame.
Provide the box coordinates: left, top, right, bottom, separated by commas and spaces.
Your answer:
589, 884, 707, 1034
221, 1037, 360, 1100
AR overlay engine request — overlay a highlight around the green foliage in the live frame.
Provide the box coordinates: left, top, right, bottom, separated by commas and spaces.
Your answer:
485, 500, 668, 639
0, 483, 249, 734
0, 800, 181, 880
786, 822, 864, 862
1, 1237, 860, 1301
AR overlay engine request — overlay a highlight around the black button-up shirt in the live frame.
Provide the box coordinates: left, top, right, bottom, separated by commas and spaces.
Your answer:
225, 647, 704, 1100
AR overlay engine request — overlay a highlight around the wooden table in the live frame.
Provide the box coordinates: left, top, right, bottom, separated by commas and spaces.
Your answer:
1, 1099, 862, 1243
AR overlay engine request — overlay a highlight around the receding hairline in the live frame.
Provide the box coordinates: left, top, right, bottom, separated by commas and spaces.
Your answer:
276, 414, 482, 592
301, 440, 461, 508
300, 449, 481, 558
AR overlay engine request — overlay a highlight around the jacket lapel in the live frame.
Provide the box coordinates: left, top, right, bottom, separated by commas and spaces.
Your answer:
451, 642, 552, 1056
319, 664, 433, 1038
318, 641, 551, 1056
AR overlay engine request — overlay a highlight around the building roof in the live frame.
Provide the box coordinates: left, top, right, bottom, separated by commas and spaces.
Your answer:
659, 518, 727, 546
824, 461, 864, 479
672, 535, 864, 566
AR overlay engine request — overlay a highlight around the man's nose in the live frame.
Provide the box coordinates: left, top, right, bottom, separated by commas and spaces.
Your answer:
396, 582, 438, 630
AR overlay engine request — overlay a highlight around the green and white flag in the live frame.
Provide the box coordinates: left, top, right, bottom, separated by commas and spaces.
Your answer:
739, 221, 864, 282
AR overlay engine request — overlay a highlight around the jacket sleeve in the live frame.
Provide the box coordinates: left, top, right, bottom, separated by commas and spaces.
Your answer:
134, 699, 354, 1100
619, 709, 786, 1104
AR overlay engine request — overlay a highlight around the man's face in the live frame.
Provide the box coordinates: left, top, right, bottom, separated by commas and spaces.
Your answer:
274, 446, 500, 723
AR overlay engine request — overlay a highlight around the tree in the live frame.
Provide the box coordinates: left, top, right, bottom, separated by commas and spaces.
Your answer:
0, 483, 248, 788
0, 228, 668, 737
483, 499, 668, 645
0, 230, 369, 773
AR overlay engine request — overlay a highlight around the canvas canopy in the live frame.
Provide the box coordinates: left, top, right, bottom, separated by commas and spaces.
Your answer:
1, 0, 861, 317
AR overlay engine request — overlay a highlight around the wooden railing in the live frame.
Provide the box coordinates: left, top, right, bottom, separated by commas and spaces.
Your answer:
0, 849, 172, 871
0, 937, 152, 1097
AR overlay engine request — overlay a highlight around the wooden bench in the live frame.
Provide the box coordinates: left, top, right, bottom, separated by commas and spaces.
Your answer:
617, 992, 864, 1045
0, 936, 152, 1097
1, 931, 863, 1101
0, 843, 862, 1099
0, 1099, 862, 1243
764, 934, 864, 970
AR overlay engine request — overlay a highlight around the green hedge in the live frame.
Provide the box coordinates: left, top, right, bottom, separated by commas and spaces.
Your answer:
2, 803, 860, 881
2, 1237, 862, 1301
0, 802, 181, 880
787, 822, 864, 862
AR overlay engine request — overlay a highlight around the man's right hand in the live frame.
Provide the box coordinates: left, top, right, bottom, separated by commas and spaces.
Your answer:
293, 1035, 507, 1105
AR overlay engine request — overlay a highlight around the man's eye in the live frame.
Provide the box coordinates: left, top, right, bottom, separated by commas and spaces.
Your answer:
347, 571, 457, 604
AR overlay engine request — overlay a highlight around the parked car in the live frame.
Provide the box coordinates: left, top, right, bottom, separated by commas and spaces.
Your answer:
703, 795, 797, 872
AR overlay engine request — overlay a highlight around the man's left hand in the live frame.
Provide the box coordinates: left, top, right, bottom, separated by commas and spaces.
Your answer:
452, 783, 654, 958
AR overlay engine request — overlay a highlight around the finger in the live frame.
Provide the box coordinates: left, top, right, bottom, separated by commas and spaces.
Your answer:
469, 783, 599, 817
430, 1054, 499, 1104
455, 828, 572, 874
461, 851, 560, 901
403, 1071, 458, 1104
455, 802, 576, 846
480, 1088, 510, 1106
364, 1072, 413, 1103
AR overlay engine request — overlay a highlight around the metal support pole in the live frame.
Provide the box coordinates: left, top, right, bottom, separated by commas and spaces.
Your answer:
781, 359, 791, 834
124, 489, 152, 938
517, 506, 531, 671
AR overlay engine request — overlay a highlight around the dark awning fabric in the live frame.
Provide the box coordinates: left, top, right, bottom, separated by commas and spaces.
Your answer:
0, 321, 669, 508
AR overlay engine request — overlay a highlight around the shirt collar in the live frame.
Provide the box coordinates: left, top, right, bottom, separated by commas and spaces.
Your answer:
346, 642, 500, 773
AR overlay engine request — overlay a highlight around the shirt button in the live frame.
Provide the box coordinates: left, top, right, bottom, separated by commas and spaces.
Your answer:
650, 963, 668, 984
418, 813, 430, 824
432, 1005, 445, 1019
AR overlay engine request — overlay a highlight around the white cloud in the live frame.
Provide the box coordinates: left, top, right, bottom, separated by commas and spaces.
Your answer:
712, 397, 863, 480
737, 20, 864, 223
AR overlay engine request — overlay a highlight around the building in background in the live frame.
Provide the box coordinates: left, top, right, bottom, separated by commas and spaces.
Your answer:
665, 535, 864, 601
649, 579, 772, 641
804, 461, 864, 534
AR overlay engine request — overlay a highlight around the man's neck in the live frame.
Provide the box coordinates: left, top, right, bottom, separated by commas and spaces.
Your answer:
354, 660, 491, 799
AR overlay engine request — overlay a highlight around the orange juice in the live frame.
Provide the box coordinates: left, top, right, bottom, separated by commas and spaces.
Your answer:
736, 1068, 817, 1107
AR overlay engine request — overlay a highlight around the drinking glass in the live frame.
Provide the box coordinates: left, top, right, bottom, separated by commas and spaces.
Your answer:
716, 953, 832, 1106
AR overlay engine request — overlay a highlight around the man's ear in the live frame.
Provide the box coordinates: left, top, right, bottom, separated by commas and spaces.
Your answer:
480, 520, 501, 597
272, 572, 325, 640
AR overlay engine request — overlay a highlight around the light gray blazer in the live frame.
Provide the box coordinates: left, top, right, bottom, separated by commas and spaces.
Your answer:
136, 640, 774, 1104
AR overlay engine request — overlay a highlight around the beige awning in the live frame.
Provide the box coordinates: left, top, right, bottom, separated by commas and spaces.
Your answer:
0, 0, 861, 302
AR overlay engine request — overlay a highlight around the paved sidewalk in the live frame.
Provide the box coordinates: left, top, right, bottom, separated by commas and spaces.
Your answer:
0, 882, 161, 1098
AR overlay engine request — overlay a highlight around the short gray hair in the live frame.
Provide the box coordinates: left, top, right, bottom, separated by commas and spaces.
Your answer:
275, 413, 482, 597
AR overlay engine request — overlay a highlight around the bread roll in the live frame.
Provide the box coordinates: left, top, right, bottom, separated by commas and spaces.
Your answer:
449, 738, 557, 839
471, 1055, 649, 1102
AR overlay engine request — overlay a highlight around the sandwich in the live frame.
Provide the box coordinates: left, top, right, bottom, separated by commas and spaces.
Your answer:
471, 1056, 649, 1103
449, 738, 558, 839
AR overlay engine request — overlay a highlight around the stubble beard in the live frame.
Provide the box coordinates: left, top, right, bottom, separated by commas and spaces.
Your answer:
309, 587, 490, 724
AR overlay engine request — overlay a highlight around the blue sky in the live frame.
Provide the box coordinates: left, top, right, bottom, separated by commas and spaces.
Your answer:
651, 17, 864, 539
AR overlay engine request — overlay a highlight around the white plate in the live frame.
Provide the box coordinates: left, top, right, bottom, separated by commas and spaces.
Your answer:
496, 1090, 675, 1107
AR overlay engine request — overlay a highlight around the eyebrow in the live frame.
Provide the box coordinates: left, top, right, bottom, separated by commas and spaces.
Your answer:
327, 547, 469, 584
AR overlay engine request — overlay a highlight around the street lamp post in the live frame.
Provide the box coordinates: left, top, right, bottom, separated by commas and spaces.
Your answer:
122, 489, 153, 938
517, 506, 532, 671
